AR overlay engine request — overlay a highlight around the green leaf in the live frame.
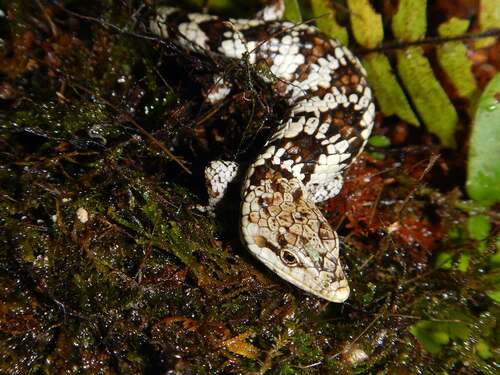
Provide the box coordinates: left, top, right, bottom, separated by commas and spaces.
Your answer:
431, 330, 450, 345
486, 290, 500, 302
362, 53, 419, 125
476, 0, 500, 48
436, 252, 470, 272
410, 321, 447, 354
437, 18, 478, 101
477, 241, 488, 254
311, 0, 349, 45
484, 267, 500, 302
446, 308, 472, 340
410, 314, 472, 354
368, 135, 391, 148
466, 73, 500, 205
284, 0, 302, 22
392, 0, 427, 41
475, 339, 493, 360
467, 214, 491, 241
454, 199, 489, 214
490, 247, 500, 268
447, 321, 471, 341
457, 253, 471, 272
447, 225, 464, 241
396, 47, 458, 148
435, 252, 453, 269
438, 17, 470, 36
369, 151, 385, 160
347, 0, 383, 48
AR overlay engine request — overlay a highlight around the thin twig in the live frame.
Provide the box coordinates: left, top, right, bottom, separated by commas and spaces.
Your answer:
362, 28, 500, 54
328, 313, 382, 359
35, 0, 58, 37
396, 153, 440, 218
368, 184, 384, 227
71, 82, 192, 175
53, 1, 169, 44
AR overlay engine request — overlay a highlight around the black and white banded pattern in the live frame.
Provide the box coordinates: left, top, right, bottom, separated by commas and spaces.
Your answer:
150, 1, 375, 302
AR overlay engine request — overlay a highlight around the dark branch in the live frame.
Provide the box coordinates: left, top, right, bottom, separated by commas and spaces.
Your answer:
360, 28, 500, 54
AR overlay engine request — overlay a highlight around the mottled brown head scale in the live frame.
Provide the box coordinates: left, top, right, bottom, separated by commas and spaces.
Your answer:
241, 176, 349, 302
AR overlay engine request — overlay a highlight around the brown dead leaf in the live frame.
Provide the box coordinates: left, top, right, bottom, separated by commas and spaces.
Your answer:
160, 316, 199, 332
222, 330, 260, 359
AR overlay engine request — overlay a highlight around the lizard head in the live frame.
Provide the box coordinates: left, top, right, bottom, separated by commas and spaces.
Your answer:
241, 176, 349, 302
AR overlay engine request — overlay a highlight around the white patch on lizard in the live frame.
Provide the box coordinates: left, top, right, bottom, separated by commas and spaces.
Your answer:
206, 74, 232, 104
178, 21, 211, 49
203, 160, 239, 210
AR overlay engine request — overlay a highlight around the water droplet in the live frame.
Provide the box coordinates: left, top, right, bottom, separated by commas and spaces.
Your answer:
88, 123, 107, 145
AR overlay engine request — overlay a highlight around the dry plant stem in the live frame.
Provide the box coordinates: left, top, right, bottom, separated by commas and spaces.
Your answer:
35, 0, 58, 37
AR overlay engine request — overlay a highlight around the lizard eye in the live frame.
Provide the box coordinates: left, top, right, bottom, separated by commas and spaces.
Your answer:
280, 249, 298, 266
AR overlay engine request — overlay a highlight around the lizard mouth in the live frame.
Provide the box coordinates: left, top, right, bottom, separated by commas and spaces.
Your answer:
278, 266, 350, 303
253, 246, 350, 302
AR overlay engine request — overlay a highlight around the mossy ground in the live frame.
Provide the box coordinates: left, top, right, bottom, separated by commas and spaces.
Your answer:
0, 1, 498, 373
